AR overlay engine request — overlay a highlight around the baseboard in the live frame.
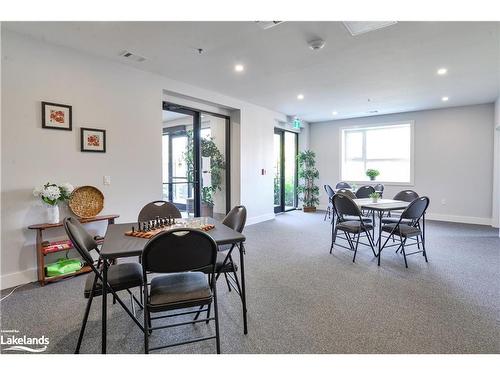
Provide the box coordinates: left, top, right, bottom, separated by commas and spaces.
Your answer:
425, 213, 492, 226
1, 268, 38, 290
317, 205, 492, 226
246, 213, 275, 226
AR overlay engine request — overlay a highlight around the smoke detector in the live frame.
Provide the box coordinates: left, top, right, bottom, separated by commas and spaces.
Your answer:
308, 39, 326, 51
255, 21, 284, 30
119, 50, 147, 62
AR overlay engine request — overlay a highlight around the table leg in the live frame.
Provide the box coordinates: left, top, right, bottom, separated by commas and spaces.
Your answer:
372, 210, 375, 243
102, 260, 108, 354
377, 211, 383, 265
239, 241, 248, 335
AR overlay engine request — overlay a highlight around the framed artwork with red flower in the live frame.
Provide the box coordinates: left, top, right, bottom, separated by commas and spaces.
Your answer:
42, 101, 72, 130
81, 127, 106, 153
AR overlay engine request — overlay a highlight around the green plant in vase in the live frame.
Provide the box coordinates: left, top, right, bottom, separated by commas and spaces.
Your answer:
297, 150, 320, 212
369, 192, 381, 203
184, 131, 225, 217
366, 169, 380, 181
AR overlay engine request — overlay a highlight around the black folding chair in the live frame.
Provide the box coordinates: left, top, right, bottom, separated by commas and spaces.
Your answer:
378, 196, 430, 268
335, 181, 352, 189
374, 183, 384, 198
138, 200, 182, 221
330, 194, 377, 262
381, 190, 419, 224
194, 206, 246, 322
141, 228, 220, 353
355, 185, 375, 198
324, 185, 335, 221
63, 217, 144, 354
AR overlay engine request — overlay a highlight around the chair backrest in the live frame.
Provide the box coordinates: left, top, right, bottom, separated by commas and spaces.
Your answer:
355, 185, 375, 198
336, 188, 356, 199
63, 217, 98, 265
222, 205, 247, 233
142, 228, 217, 274
374, 184, 384, 192
393, 190, 419, 202
332, 193, 362, 218
401, 196, 430, 221
324, 185, 335, 199
335, 181, 352, 189
138, 200, 181, 221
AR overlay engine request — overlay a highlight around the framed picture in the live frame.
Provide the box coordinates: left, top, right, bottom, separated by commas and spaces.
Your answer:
81, 127, 106, 153
41, 101, 72, 130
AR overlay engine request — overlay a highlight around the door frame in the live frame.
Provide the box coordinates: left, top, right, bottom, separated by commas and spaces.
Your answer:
274, 128, 298, 213
162, 102, 231, 216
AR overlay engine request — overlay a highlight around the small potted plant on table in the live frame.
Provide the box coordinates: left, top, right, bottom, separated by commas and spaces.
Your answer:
369, 192, 381, 203
366, 169, 380, 181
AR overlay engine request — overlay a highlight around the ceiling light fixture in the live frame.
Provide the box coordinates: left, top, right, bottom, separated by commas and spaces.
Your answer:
308, 39, 326, 51
234, 64, 244, 72
332, 111, 338, 115
442, 96, 449, 102
297, 94, 304, 100
437, 68, 448, 75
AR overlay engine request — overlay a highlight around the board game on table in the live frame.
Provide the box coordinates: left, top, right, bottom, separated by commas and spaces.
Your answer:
124, 216, 215, 239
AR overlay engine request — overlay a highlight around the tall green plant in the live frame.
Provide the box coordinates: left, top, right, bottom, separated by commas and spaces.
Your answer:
297, 150, 320, 208
184, 130, 226, 206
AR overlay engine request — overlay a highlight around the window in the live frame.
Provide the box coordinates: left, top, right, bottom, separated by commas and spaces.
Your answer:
341, 122, 413, 184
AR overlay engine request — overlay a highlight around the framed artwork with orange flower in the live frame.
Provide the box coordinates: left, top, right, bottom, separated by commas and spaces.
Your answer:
81, 127, 106, 153
42, 101, 72, 130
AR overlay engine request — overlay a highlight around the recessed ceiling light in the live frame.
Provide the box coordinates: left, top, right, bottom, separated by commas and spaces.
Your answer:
297, 94, 304, 100
437, 68, 448, 75
332, 111, 338, 115
442, 96, 449, 102
234, 64, 244, 72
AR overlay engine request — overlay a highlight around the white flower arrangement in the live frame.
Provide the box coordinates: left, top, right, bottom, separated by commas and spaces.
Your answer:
33, 182, 74, 206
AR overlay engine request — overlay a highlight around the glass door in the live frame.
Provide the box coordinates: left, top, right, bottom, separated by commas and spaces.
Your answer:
162, 102, 230, 219
162, 106, 201, 217
274, 128, 298, 213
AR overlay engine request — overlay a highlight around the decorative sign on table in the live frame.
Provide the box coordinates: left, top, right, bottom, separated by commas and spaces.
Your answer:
42, 101, 72, 131
125, 217, 215, 239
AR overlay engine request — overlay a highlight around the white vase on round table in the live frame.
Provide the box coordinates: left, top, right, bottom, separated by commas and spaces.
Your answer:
46, 204, 60, 224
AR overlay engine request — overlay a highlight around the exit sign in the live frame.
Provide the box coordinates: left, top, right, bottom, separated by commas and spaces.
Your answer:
293, 118, 301, 129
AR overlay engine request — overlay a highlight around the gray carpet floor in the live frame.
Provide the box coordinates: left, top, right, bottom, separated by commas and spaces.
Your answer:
1, 211, 499, 354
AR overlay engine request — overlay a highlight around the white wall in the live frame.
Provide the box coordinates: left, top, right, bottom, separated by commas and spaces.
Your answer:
493, 97, 500, 230
310, 104, 495, 225
0, 30, 286, 288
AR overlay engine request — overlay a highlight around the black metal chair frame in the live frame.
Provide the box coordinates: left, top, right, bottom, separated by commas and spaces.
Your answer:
330, 194, 377, 262
378, 197, 429, 268
323, 185, 335, 222
141, 228, 221, 354
63, 217, 144, 354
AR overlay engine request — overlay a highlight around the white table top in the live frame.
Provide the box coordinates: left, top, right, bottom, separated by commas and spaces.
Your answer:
353, 198, 409, 211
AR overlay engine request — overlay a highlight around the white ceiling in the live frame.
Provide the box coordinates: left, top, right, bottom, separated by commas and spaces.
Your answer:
5, 21, 500, 122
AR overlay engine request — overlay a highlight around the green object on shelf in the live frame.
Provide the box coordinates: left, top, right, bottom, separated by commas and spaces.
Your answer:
46, 258, 83, 277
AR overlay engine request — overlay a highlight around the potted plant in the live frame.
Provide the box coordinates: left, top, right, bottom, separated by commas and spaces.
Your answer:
369, 192, 381, 203
366, 169, 380, 181
297, 150, 320, 212
185, 131, 225, 217
33, 182, 74, 224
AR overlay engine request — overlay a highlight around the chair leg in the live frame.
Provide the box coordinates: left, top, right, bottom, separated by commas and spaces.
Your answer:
143, 288, 149, 353
330, 227, 338, 254
421, 235, 428, 262
324, 207, 328, 221
401, 238, 408, 268
366, 231, 377, 257
224, 272, 232, 292
212, 282, 221, 354
352, 233, 360, 263
75, 294, 94, 354
130, 292, 136, 317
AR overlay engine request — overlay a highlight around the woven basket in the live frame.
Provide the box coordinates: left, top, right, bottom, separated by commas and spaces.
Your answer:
68, 186, 104, 218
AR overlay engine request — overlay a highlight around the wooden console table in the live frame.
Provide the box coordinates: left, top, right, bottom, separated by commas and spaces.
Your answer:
28, 215, 119, 286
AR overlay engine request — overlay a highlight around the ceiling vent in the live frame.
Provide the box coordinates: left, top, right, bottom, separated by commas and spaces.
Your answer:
255, 21, 284, 30
343, 21, 397, 36
119, 50, 147, 62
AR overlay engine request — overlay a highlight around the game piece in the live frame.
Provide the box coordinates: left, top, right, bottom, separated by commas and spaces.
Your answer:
132, 226, 135, 233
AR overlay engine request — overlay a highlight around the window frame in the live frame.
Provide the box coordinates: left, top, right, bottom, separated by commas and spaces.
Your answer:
339, 120, 415, 186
